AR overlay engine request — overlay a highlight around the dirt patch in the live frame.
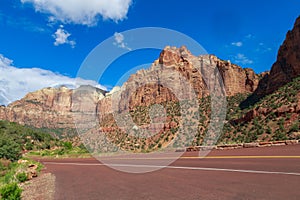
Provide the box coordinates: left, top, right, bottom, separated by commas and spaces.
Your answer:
21, 173, 55, 200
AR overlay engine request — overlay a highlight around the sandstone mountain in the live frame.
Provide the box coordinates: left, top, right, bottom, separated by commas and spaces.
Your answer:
0, 46, 261, 131
0, 86, 106, 137
256, 16, 300, 95
0, 16, 299, 150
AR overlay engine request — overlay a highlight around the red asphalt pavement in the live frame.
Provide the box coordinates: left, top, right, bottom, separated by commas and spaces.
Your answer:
40, 144, 300, 200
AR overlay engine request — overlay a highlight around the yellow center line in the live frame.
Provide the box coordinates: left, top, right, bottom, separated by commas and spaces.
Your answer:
181, 156, 300, 159
98, 155, 300, 160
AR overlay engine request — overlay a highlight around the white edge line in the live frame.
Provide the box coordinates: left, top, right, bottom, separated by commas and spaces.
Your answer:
43, 162, 300, 176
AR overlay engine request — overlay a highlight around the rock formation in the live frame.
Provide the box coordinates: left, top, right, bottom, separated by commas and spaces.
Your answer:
103, 46, 261, 114
0, 86, 105, 131
0, 45, 262, 134
257, 16, 300, 95
1, 16, 300, 148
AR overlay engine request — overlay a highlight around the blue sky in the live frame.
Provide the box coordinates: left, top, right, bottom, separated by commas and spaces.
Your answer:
0, 0, 299, 104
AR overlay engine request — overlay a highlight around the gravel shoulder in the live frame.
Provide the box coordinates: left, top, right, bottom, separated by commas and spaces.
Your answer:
21, 172, 55, 200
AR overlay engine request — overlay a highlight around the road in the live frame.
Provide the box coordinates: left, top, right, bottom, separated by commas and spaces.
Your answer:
41, 144, 300, 200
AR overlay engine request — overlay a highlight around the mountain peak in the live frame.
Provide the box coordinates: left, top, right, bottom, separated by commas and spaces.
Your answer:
262, 16, 300, 94
158, 46, 193, 66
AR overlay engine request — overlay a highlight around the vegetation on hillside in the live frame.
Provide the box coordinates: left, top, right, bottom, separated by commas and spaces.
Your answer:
220, 76, 300, 144
0, 121, 60, 161
1, 78, 299, 157
0, 120, 90, 199
95, 76, 300, 152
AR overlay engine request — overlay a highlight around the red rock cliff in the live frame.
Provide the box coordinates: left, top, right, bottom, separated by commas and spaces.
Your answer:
259, 16, 300, 95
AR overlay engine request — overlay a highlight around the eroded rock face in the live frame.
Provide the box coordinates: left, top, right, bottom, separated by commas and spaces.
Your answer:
102, 46, 261, 114
259, 16, 300, 95
0, 86, 105, 130
0, 46, 261, 133
0, 87, 73, 129
213, 56, 260, 96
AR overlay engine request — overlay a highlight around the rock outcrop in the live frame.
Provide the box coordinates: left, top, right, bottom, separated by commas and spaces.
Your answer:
0, 86, 105, 131
213, 56, 261, 96
1, 16, 300, 147
102, 46, 261, 114
0, 46, 261, 134
257, 16, 300, 95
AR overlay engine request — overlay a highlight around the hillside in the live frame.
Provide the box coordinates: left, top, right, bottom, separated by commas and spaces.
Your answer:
0, 48, 262, 139
0, 16, 299, 153
221, 76, 300, 144
0, 120, 60, 161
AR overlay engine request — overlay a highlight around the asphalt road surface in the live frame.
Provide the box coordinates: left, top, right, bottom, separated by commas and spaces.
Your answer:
41, 144, 300, 200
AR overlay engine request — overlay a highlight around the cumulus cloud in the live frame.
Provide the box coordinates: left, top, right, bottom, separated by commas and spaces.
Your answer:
0, 54, 106, 105
21, 0, 132, 26
233, 53, 253, 65
113, 32, 131, 50
231, 41, 243, 47
53, 25, 76, 48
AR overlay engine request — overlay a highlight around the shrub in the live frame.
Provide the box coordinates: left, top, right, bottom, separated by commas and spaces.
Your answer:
16, 172, 27, 183
63, 142, 72, 150
24, 142, 34, 151
0, 138, 21, 162
273, 129, 287, 141
266, 126, 272, 134
78, 144, 89, 153
289, 122, 299, 133
57, 148, 65, 155
0, 183, 22, 200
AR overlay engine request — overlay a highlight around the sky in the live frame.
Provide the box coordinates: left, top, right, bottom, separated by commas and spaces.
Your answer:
0, 0, 299, 105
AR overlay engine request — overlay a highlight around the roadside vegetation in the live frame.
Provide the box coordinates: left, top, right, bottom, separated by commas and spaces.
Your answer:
0, 120, 89, 199
0, 158, 42, 200
219, 76, 300, 144
27, 142, 90, 158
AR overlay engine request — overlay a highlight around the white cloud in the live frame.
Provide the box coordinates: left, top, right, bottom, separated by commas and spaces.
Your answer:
233, 53, 253, 65
256, 43, 272, 53
0, 54, 106, 105
231, 42, 243, 47
21, 0, 132, 26
53, 25, 76, 48
245, 34, 254, 39
114, 32, 124, 44
113, 32, 131, 50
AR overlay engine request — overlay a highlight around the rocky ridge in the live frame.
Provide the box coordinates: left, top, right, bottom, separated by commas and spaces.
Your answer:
0, 46, 260, 133
0, 16, 299, 149
256, 16, 300, 95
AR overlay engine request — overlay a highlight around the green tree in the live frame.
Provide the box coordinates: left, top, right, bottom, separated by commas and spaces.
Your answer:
0, 138, 21, 161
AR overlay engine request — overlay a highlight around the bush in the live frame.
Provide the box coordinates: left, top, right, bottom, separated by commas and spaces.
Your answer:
273, 129, 287, 141
0, 138, 21, 162
24, 142, 34, 151
63, 142, 72, 150
16, 172, 27, 183
289, 122, 299, 133
0, 183, 22, 200
78, 144, 89, 153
